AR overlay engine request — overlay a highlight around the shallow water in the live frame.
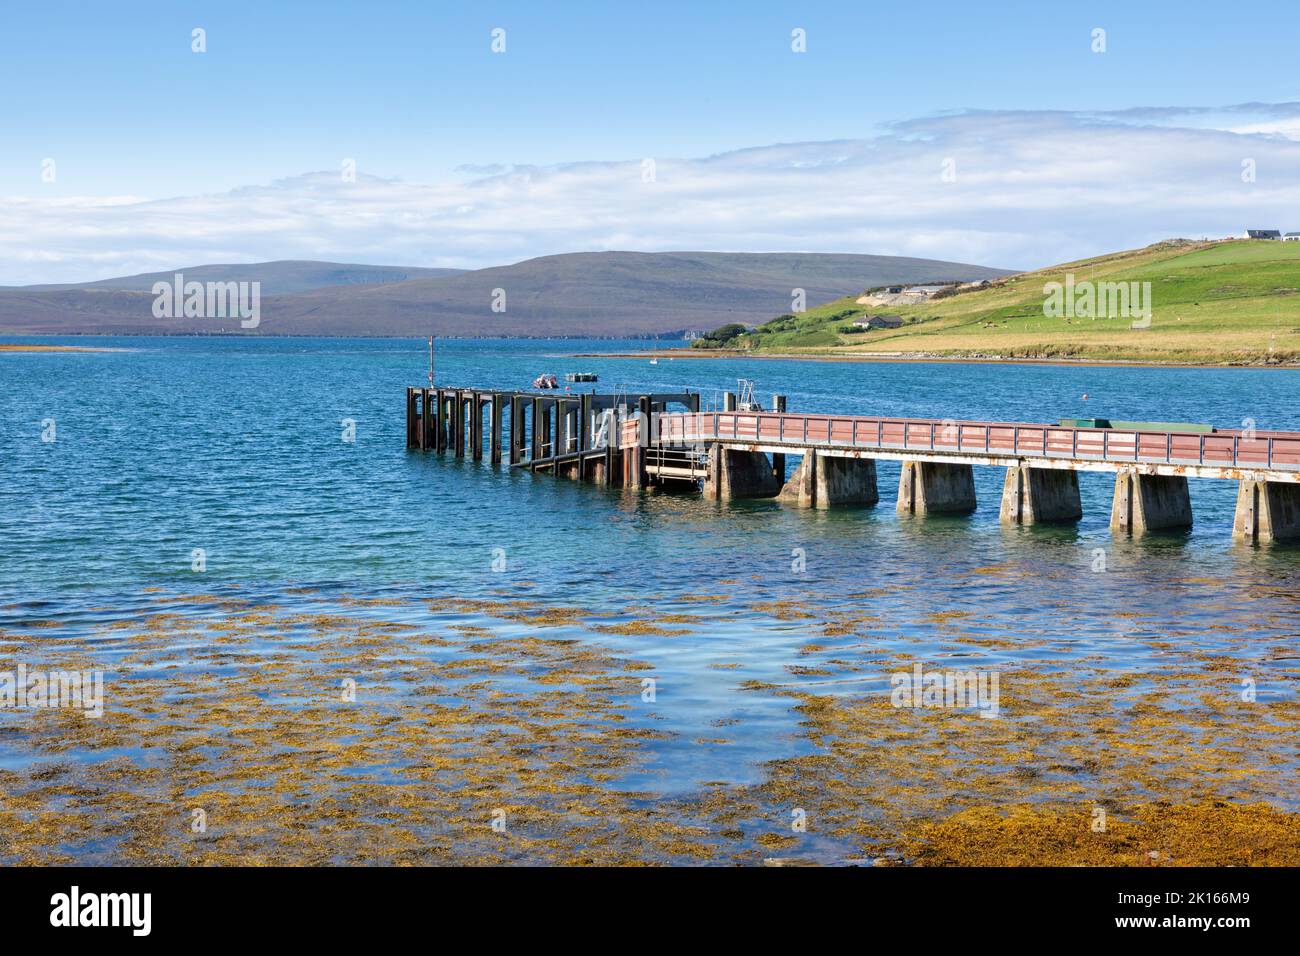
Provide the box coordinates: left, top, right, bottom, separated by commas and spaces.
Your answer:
2, 337, 1299, 861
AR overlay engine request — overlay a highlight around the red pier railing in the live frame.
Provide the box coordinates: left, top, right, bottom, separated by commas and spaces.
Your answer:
653, 412, 1300, 473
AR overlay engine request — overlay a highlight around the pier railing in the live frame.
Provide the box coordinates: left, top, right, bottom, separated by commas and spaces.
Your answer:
655, 412, 1300, 472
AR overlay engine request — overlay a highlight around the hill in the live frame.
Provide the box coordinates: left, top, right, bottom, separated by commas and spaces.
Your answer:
0, 251, 1009, 337
19, 260, 463, 296
721, 240, 1300, 364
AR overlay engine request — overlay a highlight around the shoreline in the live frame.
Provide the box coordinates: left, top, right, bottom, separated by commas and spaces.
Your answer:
4, 586, 1296, 866
576, 348, 1300, 371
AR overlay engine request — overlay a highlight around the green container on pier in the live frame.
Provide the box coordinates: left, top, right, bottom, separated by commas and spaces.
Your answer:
1058, 418, 1111, 429
1057, 417, 1213, 433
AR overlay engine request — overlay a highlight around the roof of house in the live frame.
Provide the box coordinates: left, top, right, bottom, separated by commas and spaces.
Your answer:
1247, 229, 1282, 238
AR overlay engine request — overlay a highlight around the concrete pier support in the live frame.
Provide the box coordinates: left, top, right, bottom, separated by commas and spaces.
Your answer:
779, 451, 879, 509
1233, 480, 1300, 542
999, 464, 1082, 525
705, 445, 721, 499
706, 445, 781, 500
1110, 470, 1192, 534
897, 461, 977, 516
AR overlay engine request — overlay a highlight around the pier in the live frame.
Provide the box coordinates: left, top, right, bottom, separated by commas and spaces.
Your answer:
405, 386, 700, 485
407, 386, 1300, 542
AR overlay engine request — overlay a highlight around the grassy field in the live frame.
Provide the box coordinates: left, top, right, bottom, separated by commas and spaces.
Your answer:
727, 240, 1300, 364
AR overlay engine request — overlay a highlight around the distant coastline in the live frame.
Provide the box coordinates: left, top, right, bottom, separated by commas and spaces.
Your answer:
0, 343, 119, 353
577, 347, 1300, 370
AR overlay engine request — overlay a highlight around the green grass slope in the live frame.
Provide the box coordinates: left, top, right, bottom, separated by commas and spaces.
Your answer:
728, 240, 1300, 364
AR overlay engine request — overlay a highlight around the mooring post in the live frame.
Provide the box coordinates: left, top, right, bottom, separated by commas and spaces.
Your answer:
724, 392, 737, 412
423, 388, 436, 450
444, 393, 452, 455
554, 399, 569, 477
431, 387, 441, 450
509, 396, 523, 465
451, 393, 462, 457
490, 395, 503, 464
580, 393, 592, 450
471, 393, 484, 461
415, 389, 425, 450
432, 389, 443, 452
632, 395, 651, 489
444, 393, 452, 456
405, 388, 416, 449
531, 396, 543, 470
441, 390, 451, 453
543, 400, 554, 462
462, 393, 471, 459
577, 393, 592, 480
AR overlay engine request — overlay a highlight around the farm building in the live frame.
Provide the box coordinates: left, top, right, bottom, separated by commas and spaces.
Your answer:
853, 314, 904, 329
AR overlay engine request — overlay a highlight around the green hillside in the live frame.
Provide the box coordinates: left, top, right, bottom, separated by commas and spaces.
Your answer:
706, 240, 1300, 364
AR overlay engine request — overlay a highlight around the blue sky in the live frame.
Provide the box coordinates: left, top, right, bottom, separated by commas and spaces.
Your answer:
3, 1, 1300, 281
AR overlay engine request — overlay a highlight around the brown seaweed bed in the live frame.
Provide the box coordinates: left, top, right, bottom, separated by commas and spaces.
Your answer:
1, 590, 1298, 866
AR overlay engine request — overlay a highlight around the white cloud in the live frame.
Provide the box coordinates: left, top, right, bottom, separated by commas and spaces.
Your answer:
4, 104, 1300, 285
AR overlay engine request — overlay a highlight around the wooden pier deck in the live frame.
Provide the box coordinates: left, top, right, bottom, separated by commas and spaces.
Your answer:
408, 385, 1300, 542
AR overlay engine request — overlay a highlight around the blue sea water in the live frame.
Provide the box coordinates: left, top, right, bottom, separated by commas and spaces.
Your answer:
2, 336, 1299, 797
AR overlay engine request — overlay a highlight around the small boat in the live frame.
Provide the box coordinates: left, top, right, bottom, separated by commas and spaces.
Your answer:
532, 373, 559, 389
565, 372, 598, 383
649, 358, 658, 365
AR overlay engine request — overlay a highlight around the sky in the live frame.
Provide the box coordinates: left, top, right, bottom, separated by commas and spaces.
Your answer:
3, 0, 1300, 283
